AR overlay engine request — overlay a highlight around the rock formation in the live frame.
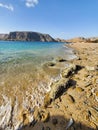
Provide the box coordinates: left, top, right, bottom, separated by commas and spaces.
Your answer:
0, 31, 56, 42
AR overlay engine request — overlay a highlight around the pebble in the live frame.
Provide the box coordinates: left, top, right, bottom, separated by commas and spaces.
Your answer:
86, 66, 96, 71
84, 82, 92, 87
53, 103, 60, 109
65, 94, 75, 104
75, 87, 84, 92
96, 79, 98, 84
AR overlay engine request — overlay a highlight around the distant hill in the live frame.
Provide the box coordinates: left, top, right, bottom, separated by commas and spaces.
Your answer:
0, 34, 8, 40
0, 31, 56, 42
56, 37, 98, 43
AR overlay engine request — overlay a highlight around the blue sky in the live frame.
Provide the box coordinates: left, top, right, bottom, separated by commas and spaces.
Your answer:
0, 0, 98, 39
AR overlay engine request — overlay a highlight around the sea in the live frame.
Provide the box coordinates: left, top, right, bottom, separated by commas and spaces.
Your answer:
0, 41, 76, 129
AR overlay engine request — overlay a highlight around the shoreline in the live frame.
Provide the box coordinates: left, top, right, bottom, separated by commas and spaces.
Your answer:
0, 42, 98, 130
29, 42, 98, 130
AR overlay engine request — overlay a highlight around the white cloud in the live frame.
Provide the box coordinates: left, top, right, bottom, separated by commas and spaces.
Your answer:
25, 0, 38, 7
0, 3, 14, 11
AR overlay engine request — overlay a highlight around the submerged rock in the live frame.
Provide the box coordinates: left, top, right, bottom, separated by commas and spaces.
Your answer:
56, 57, 66, 62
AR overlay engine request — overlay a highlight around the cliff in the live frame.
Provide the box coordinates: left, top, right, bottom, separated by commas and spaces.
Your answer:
0, 31, 56, 42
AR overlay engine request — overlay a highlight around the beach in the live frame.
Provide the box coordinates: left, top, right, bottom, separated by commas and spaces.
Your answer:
0, 42, 98, 130
26, 42, 98, 130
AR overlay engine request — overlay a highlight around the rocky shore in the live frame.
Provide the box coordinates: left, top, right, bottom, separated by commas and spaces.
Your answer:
0, 42, 98, 130
20, 42, 98, 130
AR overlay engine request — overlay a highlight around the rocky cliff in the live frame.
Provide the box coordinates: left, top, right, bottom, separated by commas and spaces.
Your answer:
0, 31, 56, 42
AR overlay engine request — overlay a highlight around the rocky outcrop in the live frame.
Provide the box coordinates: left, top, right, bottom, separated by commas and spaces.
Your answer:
2, 31, 56, 42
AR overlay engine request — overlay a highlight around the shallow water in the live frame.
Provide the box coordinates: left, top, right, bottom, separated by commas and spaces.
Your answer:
0, 41, 76, 129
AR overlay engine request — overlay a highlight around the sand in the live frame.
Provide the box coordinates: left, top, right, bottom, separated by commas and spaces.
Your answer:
26, 42, 98, 130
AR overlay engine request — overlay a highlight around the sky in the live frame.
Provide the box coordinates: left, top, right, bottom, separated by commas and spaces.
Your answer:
0, 0, 98, 39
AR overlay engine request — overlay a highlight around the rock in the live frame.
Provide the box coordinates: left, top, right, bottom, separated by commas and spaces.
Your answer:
53, 103, 60, 109
44, 93, 52, 108
49, 78, 69, 100
65, 94, 75, 104
34, 108, 50, 122
61, 64, 77, 78
86, 66, 96, 71
61, 64, 81, 78
45, 62, 56, 67
52, 118, 58, 125
96, 79, 98, 84
65, 118, 74, 130
76, 56, 81, 60
88, 107, 98, 126
56, 57, 66, 62
84, 82, 92, 87
75, 87, 84, 92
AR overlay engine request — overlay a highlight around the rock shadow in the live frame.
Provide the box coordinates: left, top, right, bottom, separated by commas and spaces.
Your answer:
17, 115, 97, 130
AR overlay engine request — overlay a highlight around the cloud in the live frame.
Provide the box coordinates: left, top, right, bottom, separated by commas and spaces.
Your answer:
25, 0, 38, 7
0, 3, 14, 11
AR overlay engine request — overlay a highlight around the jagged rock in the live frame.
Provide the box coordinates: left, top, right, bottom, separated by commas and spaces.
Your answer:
49, 78, 69, 100
44, 78, 69, 107
61, 64, 77, 78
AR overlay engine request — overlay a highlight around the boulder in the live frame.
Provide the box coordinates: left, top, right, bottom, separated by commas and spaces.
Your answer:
49, 78, 69, 100
61, 64, 77, 78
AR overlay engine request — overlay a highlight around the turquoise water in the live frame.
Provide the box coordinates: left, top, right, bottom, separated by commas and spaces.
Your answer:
0, 41, 65, 64
0, 41, 74, 74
